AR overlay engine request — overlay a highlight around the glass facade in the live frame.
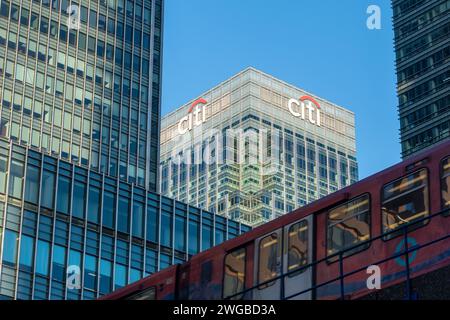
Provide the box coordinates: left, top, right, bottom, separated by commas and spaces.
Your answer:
0, 0, 162, 190
160, 68, 358, 226
393, 0, 450, 158
0, 139, 250, 300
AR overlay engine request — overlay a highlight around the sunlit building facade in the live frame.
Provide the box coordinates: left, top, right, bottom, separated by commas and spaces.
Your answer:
160, 68, 358, 226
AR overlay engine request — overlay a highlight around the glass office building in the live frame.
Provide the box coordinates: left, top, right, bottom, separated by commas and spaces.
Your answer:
0, 138, 250, 300
392, 0, 449, 158
160, 68, 358, 226
0, 0, 161, 190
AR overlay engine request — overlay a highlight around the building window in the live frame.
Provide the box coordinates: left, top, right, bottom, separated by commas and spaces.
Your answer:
114, 264, 127, 290
84, 255, 97, 291
24, 163, 40, 204
118, 196, 130, 233
36, 240, 50, 276
147, 205, 158, 243
442, 157, 450, 211
103, 191, 116, 229
73, 180, 87, 219
52, 245, 66, 282
382, 169, 429, 238
56, 175, 71, 215
100, 259, 112, 294
41, 170, 56, 209
88, 185, 101, 224
327, 194, 370, 258
174, 216, 186, 252
19, 235, 34, 271
161, 210, 172, 247
287, 220, 309, 275
0, 155, 8, 194
132, 201, 144, 238
223, 248, 246, 299
8, 159, 24, 199
188, 220, 199, 255
2, 229, 18, 266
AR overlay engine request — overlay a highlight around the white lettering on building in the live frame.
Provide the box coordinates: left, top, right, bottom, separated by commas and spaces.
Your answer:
178, 98, 208, 135
288, 95, 321, 127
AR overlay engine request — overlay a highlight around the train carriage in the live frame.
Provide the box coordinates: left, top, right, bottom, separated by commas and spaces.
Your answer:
101, 139, 450, 300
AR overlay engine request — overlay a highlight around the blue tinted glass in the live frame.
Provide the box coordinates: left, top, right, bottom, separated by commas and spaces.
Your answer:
130, 269, 141, 284
36, 240, 50, 276
114, 264, 127, 289
201, 225, 212, 251
100, 259, 112, 294
146, 206, 158, 242
73, 181, 86, 219
132, 201, 144, 238
87, 186, 101, 224
41, 170, 55, 209
2, 229, 18, 265
24, 165, 40, 204
161, 211, 172, 247
52, 245, 66, 281
118, 196, 130, 233
56, 175, 71, 214
102, 191, 115, 229
188, 221, 199, 255
174, 216, 186, 252
19, 235, 34, 269
84, 254, 97, 290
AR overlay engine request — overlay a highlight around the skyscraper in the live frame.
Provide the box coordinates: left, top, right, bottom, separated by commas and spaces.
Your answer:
0, 0, 250, 300
392, 0, 449, 158
160, 68, 358, 226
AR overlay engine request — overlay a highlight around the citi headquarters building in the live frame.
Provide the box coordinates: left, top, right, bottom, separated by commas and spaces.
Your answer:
160, 68, 359, 227
0, 0, 249, 300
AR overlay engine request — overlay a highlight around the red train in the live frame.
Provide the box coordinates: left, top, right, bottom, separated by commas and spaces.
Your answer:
102, 139, 450, 300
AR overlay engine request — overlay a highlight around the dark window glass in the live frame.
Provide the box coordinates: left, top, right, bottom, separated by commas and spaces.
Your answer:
223, 248, 246, 299
41, 170, 55, 209
103, 191, 116, 229
146, 206, 158, 242
327, 194, 370, 258
118, 196, 130, 233
382, 169, 429, 238
89, 9, 97, 29
0, 155, 7, 194
188, 220, 199, 255
73, 181, 86, 219
84, 254, 97, 290
56, 175, 71, 214
161, 210, 172, 247
132, 201, 144, 238
52, 245, 66, 282
88, 185, 101, 224
174, 216, 186, 252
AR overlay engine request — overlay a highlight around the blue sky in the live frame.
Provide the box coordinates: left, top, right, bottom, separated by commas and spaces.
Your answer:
161, 0, 400, 179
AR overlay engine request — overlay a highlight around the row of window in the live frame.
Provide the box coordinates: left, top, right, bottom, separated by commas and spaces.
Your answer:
402, 120, 450, 157
222, 157, 450, 298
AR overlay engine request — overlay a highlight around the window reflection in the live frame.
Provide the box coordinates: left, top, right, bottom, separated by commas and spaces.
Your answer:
327, 194, 370, 258
288, 221, 308, 275
223, 248, 246, 299
382, 169, 429, 237
258, 233, 280, 287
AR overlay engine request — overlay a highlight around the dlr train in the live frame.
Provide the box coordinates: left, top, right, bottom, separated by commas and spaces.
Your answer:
102, 139, 450, 300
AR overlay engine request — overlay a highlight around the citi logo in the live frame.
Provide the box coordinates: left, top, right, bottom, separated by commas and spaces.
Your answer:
178, 98, 208, 135
288, 95, 322, 127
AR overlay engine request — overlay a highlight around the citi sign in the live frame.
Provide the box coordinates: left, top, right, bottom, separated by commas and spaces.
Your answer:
178, 98, 208, 135
288, 95, 322, 127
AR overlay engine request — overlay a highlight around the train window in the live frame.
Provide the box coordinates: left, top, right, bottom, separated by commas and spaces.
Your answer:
223, 248, 246, 299
442, 157, 450, 213
258, 233, 281, 288
327, 194, 370, 260
125, 286, 156, 300
287, 221, 308, 276
382, 169, 429, 239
